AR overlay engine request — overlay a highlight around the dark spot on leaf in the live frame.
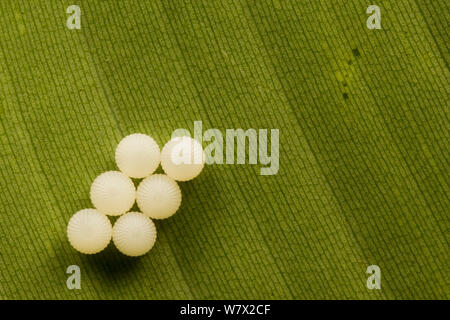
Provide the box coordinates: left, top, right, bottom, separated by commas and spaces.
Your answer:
343, 82, 348, 87
343, 93, 349, 99
352, 48, 360, 57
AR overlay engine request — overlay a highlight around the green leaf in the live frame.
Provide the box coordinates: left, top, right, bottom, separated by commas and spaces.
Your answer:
0, 0, 448, 299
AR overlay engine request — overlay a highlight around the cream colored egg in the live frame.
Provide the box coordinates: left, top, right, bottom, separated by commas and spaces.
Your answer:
136, 174, 181, 219
67, 209, 112, 254
115, 133, 160, 179
161, 136, 205, 181
90, 171, 136, 216
112, 212, 157, 257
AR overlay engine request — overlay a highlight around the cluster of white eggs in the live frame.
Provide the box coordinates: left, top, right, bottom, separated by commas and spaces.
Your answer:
67, 134, 205, 257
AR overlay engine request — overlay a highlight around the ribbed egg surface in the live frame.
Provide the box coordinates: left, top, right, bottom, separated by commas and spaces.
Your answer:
90, 171, 136, 216
67, 209, 112, 254
112, 212, 157, 257
115, 133, 160, 179
136, 174, 182, 219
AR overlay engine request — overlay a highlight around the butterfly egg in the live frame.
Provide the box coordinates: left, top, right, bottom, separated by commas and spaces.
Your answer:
161, 136, 205, 181
67, 209, 112, 254
136, 174, 181, 219
112, 212, 157, 257
115, 133, 160, 179
90, 171, 136, 216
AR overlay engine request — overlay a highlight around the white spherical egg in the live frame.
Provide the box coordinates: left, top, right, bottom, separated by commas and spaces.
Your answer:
90, 171, 136, 216
136, 174, 182, 219
161, 136, 205, 181
115, 133, 160, 179
67, 209, 112, 254
112, 212, 157, 257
